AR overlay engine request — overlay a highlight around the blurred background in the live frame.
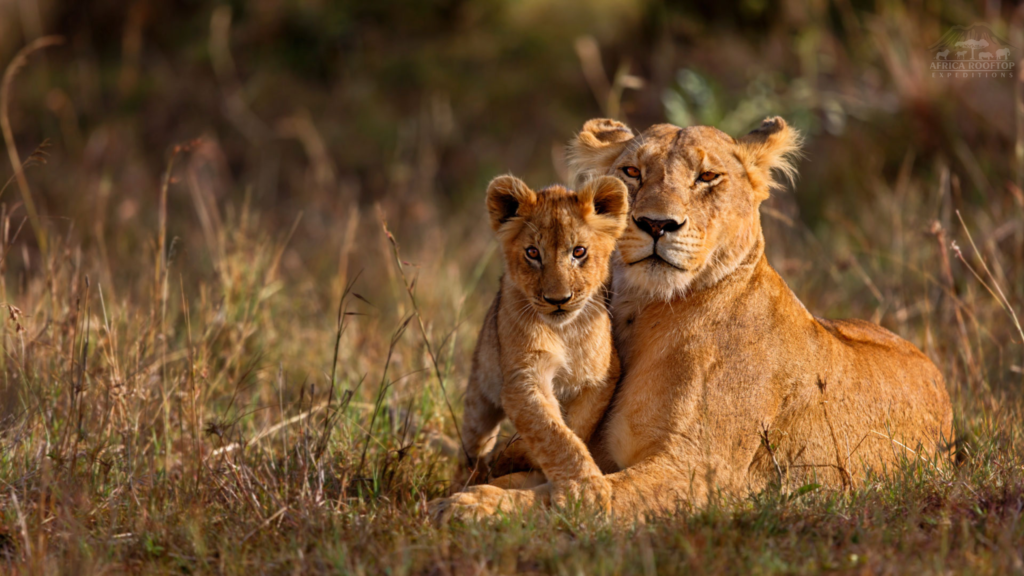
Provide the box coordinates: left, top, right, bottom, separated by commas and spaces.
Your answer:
0, 0, 1023, 571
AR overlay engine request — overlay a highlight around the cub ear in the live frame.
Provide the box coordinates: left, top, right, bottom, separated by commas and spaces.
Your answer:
578, 176, 629, 237
568, 118, 635, 187
486, 174, 536, 232
736, 116, 803, 201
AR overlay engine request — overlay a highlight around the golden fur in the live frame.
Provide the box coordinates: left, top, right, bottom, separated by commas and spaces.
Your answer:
434, 117, 954, 522
453, 174, 629, 505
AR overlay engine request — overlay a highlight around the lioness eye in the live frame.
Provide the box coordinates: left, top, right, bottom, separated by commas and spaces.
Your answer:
698, 171, 718, 182
572, 246, 587, 259
525, 247, 540, 260
622, 166, 641, 179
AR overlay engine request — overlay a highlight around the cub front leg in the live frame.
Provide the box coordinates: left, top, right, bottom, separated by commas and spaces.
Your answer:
500, 359, 607, 508
547, 379, 618, 507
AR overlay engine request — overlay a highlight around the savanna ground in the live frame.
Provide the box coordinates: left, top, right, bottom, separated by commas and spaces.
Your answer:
0, 1, 1023, 574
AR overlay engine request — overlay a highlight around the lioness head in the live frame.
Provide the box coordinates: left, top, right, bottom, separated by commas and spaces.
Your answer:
486, 175, 629, 325
568, 117, 802, 302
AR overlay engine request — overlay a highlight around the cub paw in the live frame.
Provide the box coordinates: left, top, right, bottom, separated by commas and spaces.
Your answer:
552, 475, 612, 514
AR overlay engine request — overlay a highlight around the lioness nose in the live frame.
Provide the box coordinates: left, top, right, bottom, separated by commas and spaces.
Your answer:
543, 294, 572, 306
635, 216, 686, 239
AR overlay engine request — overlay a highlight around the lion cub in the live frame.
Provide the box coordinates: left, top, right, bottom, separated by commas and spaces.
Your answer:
460, 174, 628, 494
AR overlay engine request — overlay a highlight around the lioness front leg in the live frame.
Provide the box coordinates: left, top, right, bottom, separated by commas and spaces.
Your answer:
599, 455, 712, 519
433, 456, 699, 523
488, 470, 547, 489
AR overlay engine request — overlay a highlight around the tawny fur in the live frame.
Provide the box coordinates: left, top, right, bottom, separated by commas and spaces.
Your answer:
456, 174, 629, 505
434, 117, 954, 522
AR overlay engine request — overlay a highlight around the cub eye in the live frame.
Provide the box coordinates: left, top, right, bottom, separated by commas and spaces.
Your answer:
698, 171, 718, 183
525, 247, 540, 260
572, 246, 587, 259
622, 166, 641, 179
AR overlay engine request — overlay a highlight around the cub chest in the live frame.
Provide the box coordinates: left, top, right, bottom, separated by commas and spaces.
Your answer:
549, 329, 612, 400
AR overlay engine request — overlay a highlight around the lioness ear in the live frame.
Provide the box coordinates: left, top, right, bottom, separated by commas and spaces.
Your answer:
568, 118, 635, 188
736, 116, 803, 201
486, 174, 536, 233
578, 176, 629, 237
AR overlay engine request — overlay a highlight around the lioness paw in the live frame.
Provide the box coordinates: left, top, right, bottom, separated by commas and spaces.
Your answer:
429, 485, 549, 525
428, 485, 518, 524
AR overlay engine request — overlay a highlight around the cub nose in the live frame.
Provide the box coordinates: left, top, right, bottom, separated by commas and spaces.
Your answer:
543, 294, 572, 306
635, 216, 686, 239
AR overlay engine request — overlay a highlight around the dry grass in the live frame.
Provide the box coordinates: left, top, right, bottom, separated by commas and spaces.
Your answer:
0, 2, 1023, 574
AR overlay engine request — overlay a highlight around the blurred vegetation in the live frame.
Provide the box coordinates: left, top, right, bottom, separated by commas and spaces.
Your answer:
0, 0, 1022, 573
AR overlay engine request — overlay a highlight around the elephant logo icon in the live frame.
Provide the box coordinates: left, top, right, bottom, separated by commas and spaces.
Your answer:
997, 48, 1011, 59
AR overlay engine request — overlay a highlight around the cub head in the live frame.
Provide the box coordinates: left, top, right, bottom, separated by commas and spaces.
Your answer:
568, 116, 802, 302
486, 174, 629, 325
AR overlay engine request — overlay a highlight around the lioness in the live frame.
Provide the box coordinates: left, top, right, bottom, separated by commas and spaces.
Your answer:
458, 174, 628, 500
435, 117, 953, 520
